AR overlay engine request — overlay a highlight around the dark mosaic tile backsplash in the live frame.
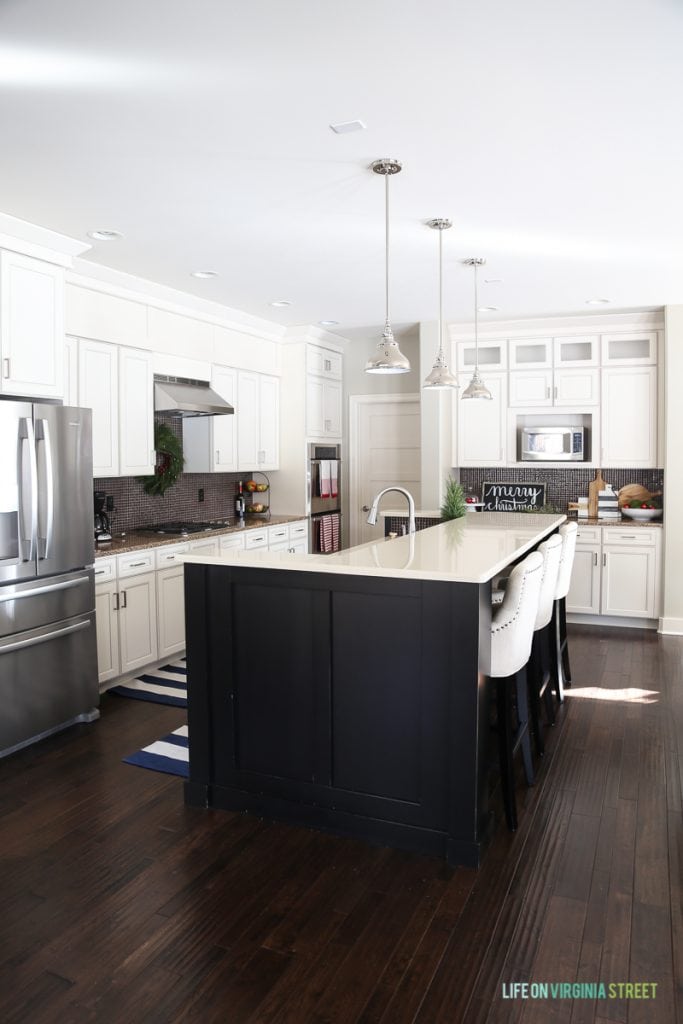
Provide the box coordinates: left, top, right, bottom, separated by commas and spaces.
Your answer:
459, 467, 664, 512
94, 415, 256, 534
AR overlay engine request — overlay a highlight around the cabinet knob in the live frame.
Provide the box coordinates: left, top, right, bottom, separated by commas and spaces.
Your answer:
2, 358, 9, 379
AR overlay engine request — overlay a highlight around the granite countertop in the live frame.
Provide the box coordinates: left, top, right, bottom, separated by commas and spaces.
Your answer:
182, 511, 566, 584
94, 514, 305, 557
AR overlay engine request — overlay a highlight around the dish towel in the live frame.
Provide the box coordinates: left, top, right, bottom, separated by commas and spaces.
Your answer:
319, 460, 331, 498
320, 515, 333, 553
330, 461, 339, 499
331, 512, 340, 552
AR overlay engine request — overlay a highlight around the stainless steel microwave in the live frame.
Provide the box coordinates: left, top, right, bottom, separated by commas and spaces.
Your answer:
521, 426, 585, 461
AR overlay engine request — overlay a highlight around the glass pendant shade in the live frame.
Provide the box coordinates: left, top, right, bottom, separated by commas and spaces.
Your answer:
424, 218, 458, 390
461, 257, 493, 401
365, 158, 410, 375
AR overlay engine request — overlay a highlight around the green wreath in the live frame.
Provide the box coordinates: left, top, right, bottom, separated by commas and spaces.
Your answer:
139, 423, 184, 496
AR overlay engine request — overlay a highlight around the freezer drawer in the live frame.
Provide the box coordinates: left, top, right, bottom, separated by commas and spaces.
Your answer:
0, 610, 98, 756
0, 569, 95, 640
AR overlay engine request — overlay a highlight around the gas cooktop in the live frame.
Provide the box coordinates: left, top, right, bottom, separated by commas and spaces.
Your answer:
141, 519, 233, 535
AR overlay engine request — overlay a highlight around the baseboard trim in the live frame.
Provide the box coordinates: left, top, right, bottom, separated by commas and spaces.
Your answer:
567, 613, 657, 630
658, 617, 683, 635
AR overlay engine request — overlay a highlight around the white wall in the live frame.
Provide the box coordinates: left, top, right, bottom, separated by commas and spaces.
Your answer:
661, 305, 683, 633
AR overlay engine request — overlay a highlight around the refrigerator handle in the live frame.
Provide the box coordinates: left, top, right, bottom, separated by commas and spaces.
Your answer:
35, 418, 55, 559
18, 417, 38, 562
0, 619, 90, 656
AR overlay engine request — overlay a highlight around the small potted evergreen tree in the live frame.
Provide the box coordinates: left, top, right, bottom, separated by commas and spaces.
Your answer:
441, 476, 467, 520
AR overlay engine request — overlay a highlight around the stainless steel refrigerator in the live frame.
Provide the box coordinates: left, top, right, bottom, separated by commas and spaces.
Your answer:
0, 400, 98, 757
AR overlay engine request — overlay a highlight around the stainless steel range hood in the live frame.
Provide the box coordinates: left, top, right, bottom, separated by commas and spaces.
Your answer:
153, 375, 234, 417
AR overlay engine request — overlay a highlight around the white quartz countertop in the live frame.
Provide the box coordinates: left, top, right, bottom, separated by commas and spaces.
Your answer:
181, 511, 566, 584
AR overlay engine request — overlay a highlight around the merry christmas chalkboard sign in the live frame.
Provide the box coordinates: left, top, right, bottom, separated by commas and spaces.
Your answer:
481, 481, 547, 512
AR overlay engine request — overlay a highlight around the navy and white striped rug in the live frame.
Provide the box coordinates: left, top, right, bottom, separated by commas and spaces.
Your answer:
109, 659, 187, 708
123, 725, 189, 777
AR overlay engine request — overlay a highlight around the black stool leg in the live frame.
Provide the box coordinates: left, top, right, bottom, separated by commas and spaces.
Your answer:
552, 600, 565, 703
528, 634, 545, 758
496, 675, 517, 832
515, 668, 534, 787
560, 596, 572, 687
542, 623, 556, 726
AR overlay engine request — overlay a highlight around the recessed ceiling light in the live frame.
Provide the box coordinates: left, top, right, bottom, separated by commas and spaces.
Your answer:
270, 300, 292, 308
329, 119, 366, 134
190, 270, 218, 279
586, 297, 611, 305
477, 306, 499, 312
87, 229, 123, 241
319, 320, 339, 327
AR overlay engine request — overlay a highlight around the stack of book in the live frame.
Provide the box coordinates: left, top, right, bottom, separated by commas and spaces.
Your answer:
598, 486, 620, 519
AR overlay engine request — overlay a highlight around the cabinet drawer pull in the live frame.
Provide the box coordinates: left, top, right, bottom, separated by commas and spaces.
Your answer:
129, 561, 147, 567
121, 590, 127, 608
3, 358, 10, 379
593, 552, 598, 566
603, 553, 606, 567
619, 535, 636, 540
546, 386, 550, 399
95, 568, 106, 575
113, 592, 119, 611
554, 385, 558, 399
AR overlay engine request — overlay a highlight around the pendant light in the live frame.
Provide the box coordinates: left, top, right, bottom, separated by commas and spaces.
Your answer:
423, 219, 459, 390
365, 158, 411, 374
461, 257, 493, 400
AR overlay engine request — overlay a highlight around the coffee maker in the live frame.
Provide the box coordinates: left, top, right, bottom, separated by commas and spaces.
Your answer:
94, 490, 112, 543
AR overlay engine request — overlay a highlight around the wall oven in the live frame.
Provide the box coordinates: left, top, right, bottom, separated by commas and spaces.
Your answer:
521, 426, 585, 462
307, 443, 342, 553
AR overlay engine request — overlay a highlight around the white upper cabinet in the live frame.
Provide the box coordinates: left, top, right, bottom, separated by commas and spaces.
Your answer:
0, 250, 64, 398
553, 368, 600, 407
554, 335, 599, 367
456, 373, 507, 466
601, 366, 657, 467
509, 369, 553, 407
456, 339, 507, 372
183, 365, 238, 473
65, 285, 147, 348
77, 338, 154, 477
237, 371, 279, 471
601, 332, 657, 366
64, 335, 78, 407
118, 346, 155, 477
306, 345, 342, 379
508, 338, 552, 370
306, 344, 343, 440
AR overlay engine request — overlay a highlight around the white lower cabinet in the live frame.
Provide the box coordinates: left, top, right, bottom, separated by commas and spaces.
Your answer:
96, 523, 308, 685
118, 573, 158, 673
567, 526, 661, 620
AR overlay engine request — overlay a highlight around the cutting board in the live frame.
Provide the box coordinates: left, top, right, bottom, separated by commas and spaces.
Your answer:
587, 469, 606, 518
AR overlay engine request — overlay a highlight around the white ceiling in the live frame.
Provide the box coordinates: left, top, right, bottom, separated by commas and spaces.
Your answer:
1, 0, 682, 336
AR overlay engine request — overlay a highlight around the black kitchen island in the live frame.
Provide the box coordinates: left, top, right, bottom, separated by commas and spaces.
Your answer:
182, 512, 564, 867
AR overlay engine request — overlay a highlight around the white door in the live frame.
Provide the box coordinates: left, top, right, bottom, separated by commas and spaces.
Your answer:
118, 573, 158, 673
0, 251, 64, 399
508, 370, 552, 407
258, 374, 279, 469
566, 545, 601, 615
95, 582, 120, 684
212, 366, 238, 471
156, 566, 186, 658
457, 373, 508, 466
79, 339, 119, 476
351, 396, 421, 546
601, 366, 657, 467
602, 546, 658, 618
118, 346, 154, 476
237, 370, 259, 469
553, 368, 599, 406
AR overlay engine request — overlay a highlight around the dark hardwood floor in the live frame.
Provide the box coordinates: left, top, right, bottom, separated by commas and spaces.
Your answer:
1, 625, 681, 1023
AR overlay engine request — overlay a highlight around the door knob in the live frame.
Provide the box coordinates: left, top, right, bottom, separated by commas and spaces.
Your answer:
362, 505, 370, 512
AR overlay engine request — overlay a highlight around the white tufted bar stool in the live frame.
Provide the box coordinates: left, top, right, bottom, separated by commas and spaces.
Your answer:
490, 550, 544, 832
527, 533, 564, 758
551, 521, 578, 702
